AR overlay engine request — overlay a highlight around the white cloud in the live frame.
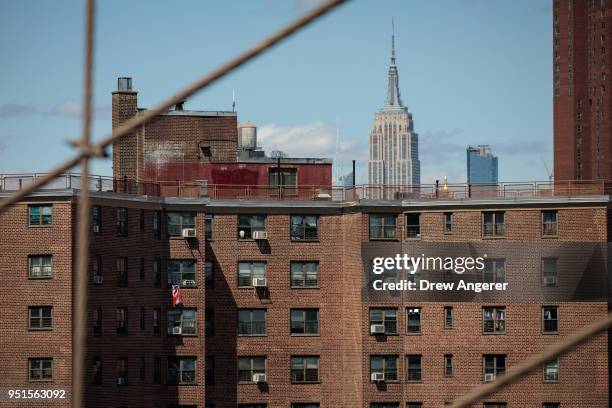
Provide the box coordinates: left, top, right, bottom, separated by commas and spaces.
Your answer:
50, 100, 111, 120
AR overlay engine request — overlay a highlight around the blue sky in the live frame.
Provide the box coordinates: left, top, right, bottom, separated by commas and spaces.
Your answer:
0, 0, 552, 184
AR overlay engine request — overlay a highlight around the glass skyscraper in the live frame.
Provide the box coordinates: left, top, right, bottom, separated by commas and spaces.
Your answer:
467, 145, 498, 185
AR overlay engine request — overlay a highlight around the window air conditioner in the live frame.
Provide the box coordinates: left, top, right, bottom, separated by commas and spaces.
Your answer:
181, 279, 197, 287
252, 373, 267, 383
93, 225, 100, 233
93, 275, 103, 284
252, 230, 268, 240
371, 372, 385, 382
484, 373, 495, 382
370, 324, 386, 334
172, 326, 182, 335
182, 228, 196, 238
117, 378, 126, 385
252, 277, 267, 287
543, 276, 557, 286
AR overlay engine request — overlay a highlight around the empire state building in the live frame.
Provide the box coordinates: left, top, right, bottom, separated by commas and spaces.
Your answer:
368, 28, 420, 189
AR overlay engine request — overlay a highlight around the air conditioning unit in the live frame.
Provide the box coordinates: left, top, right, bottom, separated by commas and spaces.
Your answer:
117, 378, 126, 385
543, 276, 557, 286
182, 228, 196, 238
484, 373, 495, 382
181, 279, 197, 287
172, 326, 182, 335
370, 324, 386, 334
93, 275, 103, 284
252, 230, 268, 240
252, 373, 267, 383
252, 277, 267, 287
371, 372, 385, 382
93, 225, 100, 233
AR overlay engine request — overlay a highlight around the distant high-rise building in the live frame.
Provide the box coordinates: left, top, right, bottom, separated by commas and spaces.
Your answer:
467, 145, 498, 184
553, 0, 612, 181
368, 25, 420, 188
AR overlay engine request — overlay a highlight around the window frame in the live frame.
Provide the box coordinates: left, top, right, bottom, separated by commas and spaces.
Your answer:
444, 354, 453, 377
116, 257, 128, 287
406, 307, 421, 334
290, 215, 319, 241
116, 207, 128, 236
28, 255, 52, 279
406, 354, 422, 382
291, 355, 320, 383
28, 358, 53, 382
542, 257, 558, 287
28, 306, 52, 330
167, 212, 196, 237
116, 307, 128, 335
167, 309, 198, 336
482, 307, 506, 334
444, 306, 453, 329
238, 356, 267, 383
290, 308, 319, 336
482, 211, 505, 238
369, 214, 397, 240
238, 261, 267, 288
238, 309, 267, 336
443, 212, 453, 234
543, 358, 559, 382
290, 261, 320, 288
370, 355, 399, 382
369, 307, 398, 335
28, 204, 52, 227
92, 205, 102, 233
483, 258, 506, 284
542, 210, 558, 237
167, 356, 197, 385
483, 354, 506, 382
167, 259, 197, 288
405, 213, 421, 239
542, 306, 559, 334
237, 214, 266, 240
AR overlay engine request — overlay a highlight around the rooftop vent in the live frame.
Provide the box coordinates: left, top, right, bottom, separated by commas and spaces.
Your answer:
175, 100, 186, 111
117, 77, 132, 91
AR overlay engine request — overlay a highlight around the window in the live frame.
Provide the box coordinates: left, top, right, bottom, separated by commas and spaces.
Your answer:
407, 355, 422, 381
369, 308, 397, 335
370, 404, 399, 408
291, 356, 319, 383
117, 257, 128, 287
140, 307, 145, 331
542, 210, 558, 236
483, 404, 507, 408
543, 404, 560, 408
204, 214, 213, 240
370, 355, 398, 381
29, 358, 52, 381
369, 214, 397, 240
542, 257, 558, 287
93, 307, 102, 336
29, 204, 52, 226
237, 215, 266, 239
28, 255, 52, 278
93, 205, 102, 232
483, 259, 505, 283
444, 306, 453, 329
444, 354, 453, 377
205, 309, 214, 336
167, 309, 197, 336
238, 261, 266, 287
29, 306, 52, 330
406, 213, 421, 239
543, 306, 559, 333
407, 404, 423, 408
292, 405, 319, 408
117, 357, 128, 386
406, 307, 421, 334
482, 212, 504, 237
205, 356, 214, 385
544, 359, 559, 382
153, 211, 161, 239
139, 209, 145, 231
239, 405, 267, 408
291, 215, 318, 241
93, 357, 102, 385
205, 261, 213, 287
444, 212, 453, 233
117, 307, 128, 335
291, 309, 319, 335
167, 357, 197, 385
168, 212, 196, 236
269, 168, 297, 194
93, 255, 102, 281
139, 356, 145, 381
483, 307, 506, 334
167, 260, 197, 287
116, 208, 128, 236
238, 309, 266, 335
291, 261, 319, 287
139, 258, 145, 281
483, 354, 506, 382
153, 259, 161, 287
238, 356, 266, 383
153, 308, 161, 336
153, 356, 161, 384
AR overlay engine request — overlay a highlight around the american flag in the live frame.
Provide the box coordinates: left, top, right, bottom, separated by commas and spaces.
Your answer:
172, 284, 183, 306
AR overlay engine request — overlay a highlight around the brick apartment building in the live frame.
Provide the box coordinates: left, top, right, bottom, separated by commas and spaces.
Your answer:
0, 184, 609, 408
553, 0, 612, 181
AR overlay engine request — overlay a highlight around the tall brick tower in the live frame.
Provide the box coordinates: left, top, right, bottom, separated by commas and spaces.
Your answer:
553, 0, 612, 181
112, 77, 140, 181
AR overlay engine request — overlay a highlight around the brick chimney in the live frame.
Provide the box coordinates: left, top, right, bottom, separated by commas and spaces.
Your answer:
112, 77, 140, 181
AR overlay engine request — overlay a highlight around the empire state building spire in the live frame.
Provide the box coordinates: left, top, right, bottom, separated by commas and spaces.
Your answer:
384, 19, 404, 109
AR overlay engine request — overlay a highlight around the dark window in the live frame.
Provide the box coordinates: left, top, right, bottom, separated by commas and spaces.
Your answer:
117, 357, 128, 386
167, 357, 197, 385
483, 307, 506, 334
29, 358, 52, 381
370, 404, 399, 408
28, 255, 52, 278
291, 215, 318, 240
444, 354, 453, 377
139, 209, 145, 231
444, 306, 453, 329
444, 212, 453, 233
291, 309, 319, 335
238, 356, 266, 383
153, 211, 161, 239
483, 354, 506, 382
92, 255, 102, 281
117, 307, 128, 335
542, 210, 558, 236
542, 257, 558, 287
153, 356, 161, 384
483, 404, 507, 408
152, 259, 161, 287
291, 261, 319, 288
205, 356, 215, 385
139, 258, 145, 281
543, 404, 560, 408
291, 356, 319, 383
205, 261, 213, 287
153, 308, 161, 336
292, 405, 319, 408
238, 261, 266, 287
92, 205, 102, 232
117, 257, 128, 287
370, 355, 398, 381
167, 212, 196, 236
140, 356, 145, 381
239, 405, 267, 408
204, 214, 213, 240
483, 212, 504, 237
369, 308, 397, 335
237, 215, 266, 239
29, 306, 52, 330
544, 359, 559, 382
93, 357, 102, 385
406, 307, 421, 334
543, 306, 559, 333
407, 355, 422, 381
116, 208, 128, 236
405, 213, 421, 238
140, 307, 145, 331
407, 404, 423, 408
167, 260, 197, 287
167, 309, 197, 336
369, 214, 397, 240
29, 205, 52, 226
238, 309, 266, 335
483, 259, 505, 283
205, 309, 214, 337
269, 167, 297, 194
93, 307, 102, 336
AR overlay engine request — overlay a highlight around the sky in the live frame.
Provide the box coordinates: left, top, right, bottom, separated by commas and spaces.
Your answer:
0, 0, 553, 184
